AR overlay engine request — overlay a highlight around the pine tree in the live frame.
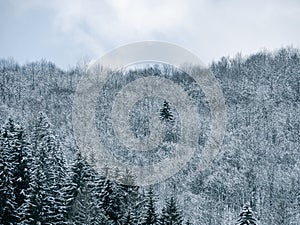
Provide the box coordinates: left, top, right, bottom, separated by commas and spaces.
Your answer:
0, 119, 31, 224
24, 112, 69, 224
160, 207, 167, 225
236, 203, 257, 225
161, 196, 183, 225
0, 119, 18, 224
119, 168, 140, 224
71, 181, 107, 225
123, 210, 134, 225
67, 151, 92, 217
67, 151, 106, 225
143, 187, 158, 225
100, 179, 122, 224
24, 155, 48, 224
160, 100, 173, 122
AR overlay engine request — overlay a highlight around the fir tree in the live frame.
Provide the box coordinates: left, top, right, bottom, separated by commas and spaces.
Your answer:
67, 151, 106, 225
71, 181, 106, 225
143, 187, 158, 225
161, 196, 183, 225
160, 207, 167, 225
0, 119, 18, 224
67, 151, 93, 217
119, 168, 140, 224
0, 119, 31, 224
100, 179, 122, 224
123, 210, 134, 225
160, 100, 173, 122
24, 113, 69, 224
236, 203, 257, 225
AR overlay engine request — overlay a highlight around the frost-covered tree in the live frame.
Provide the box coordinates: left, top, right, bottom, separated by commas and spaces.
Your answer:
143, 187, 158, 225
236, 203, 257, 225
100, 178, 122, 224
160, 100, 173, 122
67, 151, 93, 217
161, 196, 183, 225
24, 112, 69, 224
0, 119, 31, 224
160, 207, 167, 225
0, 47, 300, 224
70, 180, 109, 225
67, 151, 106, 225
123, 211, 135, 225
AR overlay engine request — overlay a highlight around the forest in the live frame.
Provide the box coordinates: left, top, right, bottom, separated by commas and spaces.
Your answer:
0, 47, 299, 224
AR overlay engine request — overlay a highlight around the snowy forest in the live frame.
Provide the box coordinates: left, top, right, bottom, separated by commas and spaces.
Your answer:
0, 47, 300, 224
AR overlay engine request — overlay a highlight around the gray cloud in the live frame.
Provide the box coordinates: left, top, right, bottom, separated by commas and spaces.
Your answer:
1, 0, 300, 68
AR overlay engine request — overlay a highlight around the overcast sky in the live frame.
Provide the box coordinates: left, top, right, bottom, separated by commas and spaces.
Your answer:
1, 0, 300, 69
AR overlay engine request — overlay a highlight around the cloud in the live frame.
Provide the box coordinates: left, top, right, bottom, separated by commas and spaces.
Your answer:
2, 0, 300, 67
38, 0, 190, 56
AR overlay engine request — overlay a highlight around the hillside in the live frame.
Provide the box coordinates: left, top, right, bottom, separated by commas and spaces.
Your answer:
0, 47, 299, 224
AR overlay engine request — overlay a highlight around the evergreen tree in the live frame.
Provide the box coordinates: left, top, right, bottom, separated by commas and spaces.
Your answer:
67, 151, 92, 217
0, 119, 18, 224
160, 100, 173, 122
100, 179, 122, 224
236, 203, 257, 225
123, 210, 134, 225
161, 196, 183, 225
24, 154, 48, 224
143, 187, 158, 225
24, 112, 69, 224
119, 168, 140, 224
67, 151, 106, 225
160, 100, 177, 143
71, 181, 108, 225
160, 207, 167, 225
0, 119, 31, 224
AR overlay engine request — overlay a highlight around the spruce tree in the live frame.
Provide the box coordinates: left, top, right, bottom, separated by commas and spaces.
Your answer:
67, 151, 106, 225
160, 100, 173, 122
100, 178, 122, 224
160, 207, 167, 225
123, 210, 134, 225
143, 187, 158, 225
119, 168, 140, 224
67, 151, 93, 217
0, 119, 31, 224
0, 119, 18, 224
161, 196, 183, 225
71, 181, 107, 225
236, 203, 257, 225
24, 112, 69, 224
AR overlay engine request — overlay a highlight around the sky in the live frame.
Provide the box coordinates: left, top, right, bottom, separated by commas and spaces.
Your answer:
0, 0, 300, 69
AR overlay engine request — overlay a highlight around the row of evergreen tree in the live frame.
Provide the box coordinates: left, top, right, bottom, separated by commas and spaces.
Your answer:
0, 112, 193, 224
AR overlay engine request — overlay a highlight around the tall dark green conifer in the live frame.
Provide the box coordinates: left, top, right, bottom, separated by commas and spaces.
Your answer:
161, 196, 183, 225
119, 168, 140, 224
123, 211, 134, 225
160, 100, 173, 122
67, 151, 107, 225
143, 187, 158, 225
101, 178, 122, 224
0, 119, 31, 224
236, 203, 257, 225
24, 112, 69, 224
